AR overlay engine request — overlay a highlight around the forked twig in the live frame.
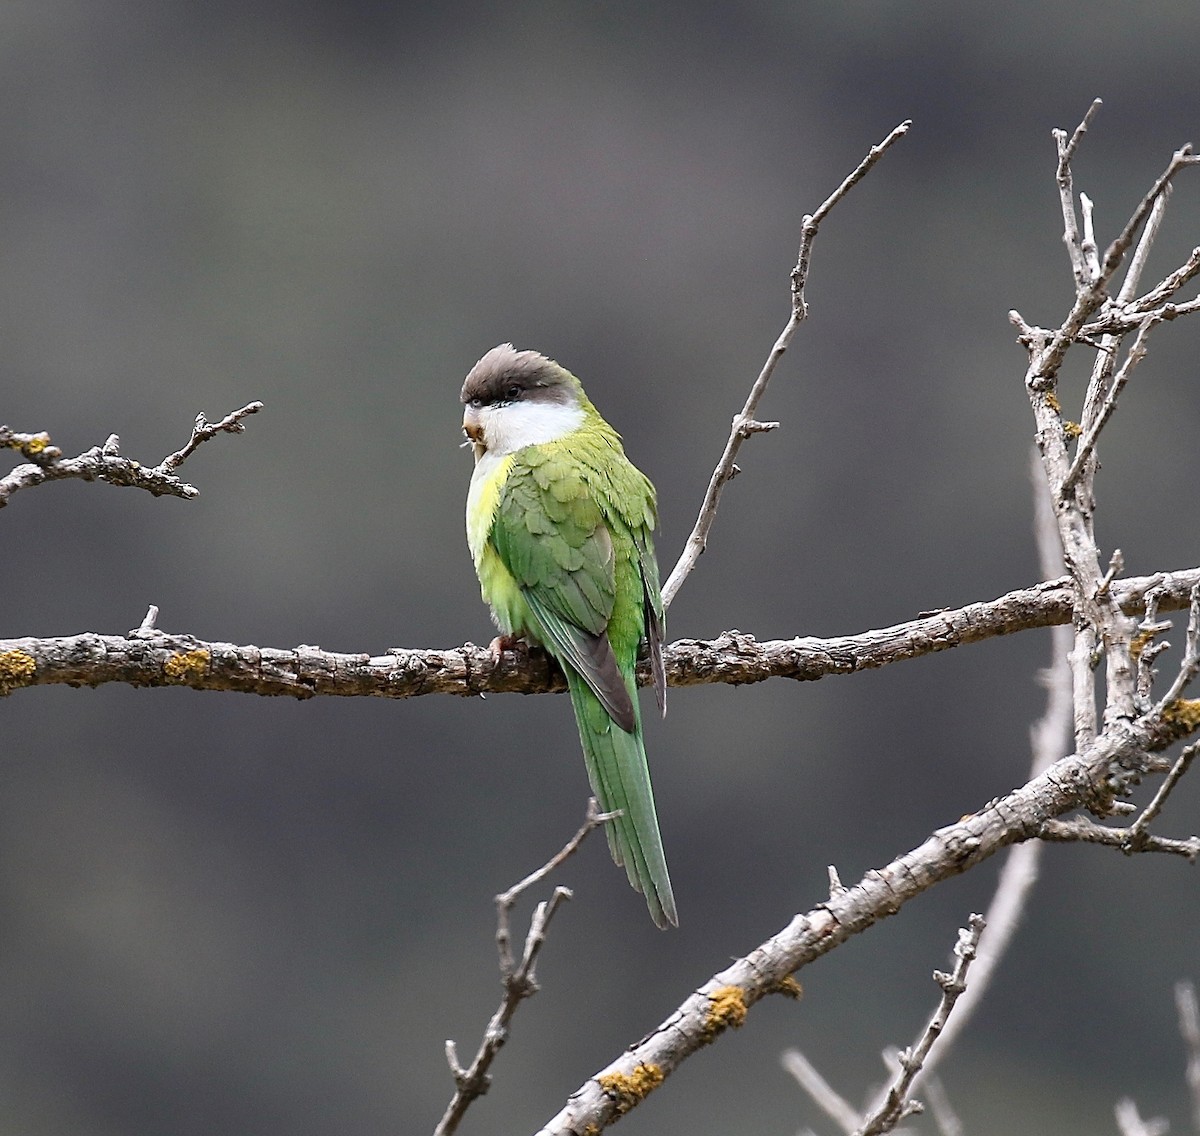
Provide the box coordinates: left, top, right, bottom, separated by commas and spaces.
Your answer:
661, 120, 910, 607
436, 799, 617, 1136
158, 401, 264, 472
1122, 742, 1198, 853
494, 797, 618, 976
1060, 314, 1162, 499
0, 401, 264, 509
853, 915, 986, 1136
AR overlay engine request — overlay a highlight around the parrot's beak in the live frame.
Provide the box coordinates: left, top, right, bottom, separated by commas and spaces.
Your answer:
462, 409, 486, 460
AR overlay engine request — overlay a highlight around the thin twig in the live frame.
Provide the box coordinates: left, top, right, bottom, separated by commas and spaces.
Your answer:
661, 120, 910, 607
129, 605, 161, 639
436, 799, 615, 1136
1039, 815, 1200, 861
1152, 584, 1200, 714
495, 797, 617, 976
853, 915, 986, 1136
1099, 145, 1198, 287
1123, 742, 1198, 852
1053, 98, 1103, 286
157, 401, 264, 472
1069, 185, 1171, 503
1118, 184, 1173, 306
1026, 130, 1196, 393
1060, 314, 1162, 498
1127, 245, 1200, 314
0, 401, 263, 509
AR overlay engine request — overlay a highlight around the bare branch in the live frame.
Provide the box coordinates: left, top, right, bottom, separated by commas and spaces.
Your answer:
1152, 585, 1200, 714
1099, 145, 1198, 288
4, 569, 1199, 701
494, 798, 617, 977
1038, 816, 1200, 861
1053, 98, 1103, 286
436, 800, 610, 1136
157, 401, 264, 472
1024, 131, 1197, 394
1117, 182, 1172, 306
662, 120, 910, 607
1122, 741, 1198, 852
1125, 245, 1200, 315
0, 401, 263, 509
785, 916, 989, 1136
854, 915, 986, 1136
1023, 115, 1200, 751
1060, 314, 1163, 499
534, 705, 1192, 1134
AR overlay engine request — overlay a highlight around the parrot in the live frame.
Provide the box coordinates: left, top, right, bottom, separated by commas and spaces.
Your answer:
460, 343, 676, 928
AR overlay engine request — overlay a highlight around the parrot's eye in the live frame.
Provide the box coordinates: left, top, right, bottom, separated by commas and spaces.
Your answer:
468, 396, 484, 409
505, 385, 522, 401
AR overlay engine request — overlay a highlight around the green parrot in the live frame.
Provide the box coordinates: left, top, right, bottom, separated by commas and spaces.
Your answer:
461, 344, 676, 928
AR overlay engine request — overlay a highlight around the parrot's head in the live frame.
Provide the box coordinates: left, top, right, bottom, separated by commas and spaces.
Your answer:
461, 343, 586, 462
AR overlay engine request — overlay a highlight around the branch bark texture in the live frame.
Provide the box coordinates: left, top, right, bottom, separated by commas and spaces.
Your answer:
3, 570, 1196, 701
533, 715, 1186, 1135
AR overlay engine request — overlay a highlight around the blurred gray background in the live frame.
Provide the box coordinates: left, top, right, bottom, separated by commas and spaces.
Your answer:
3, 2, 1200, 1133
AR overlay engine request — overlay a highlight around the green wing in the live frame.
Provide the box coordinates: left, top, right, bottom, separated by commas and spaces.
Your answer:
490, 444, 636, 727
489, 439, 676, 927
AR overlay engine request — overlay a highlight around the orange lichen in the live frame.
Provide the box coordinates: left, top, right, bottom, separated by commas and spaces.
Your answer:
701, 985, 748, 1043
0, 649, 36, 695
597, 1064, 664, 1114
771, 975, 804, 1000
1129, 628, 1156, 663
163, 648, 210, 684
1163, 698, 1200, 734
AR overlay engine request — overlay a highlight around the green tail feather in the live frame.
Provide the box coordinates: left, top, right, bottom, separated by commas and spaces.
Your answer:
566, 671, 677, 929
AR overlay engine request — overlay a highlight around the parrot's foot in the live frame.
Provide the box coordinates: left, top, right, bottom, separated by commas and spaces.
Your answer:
488, 633, 528, 668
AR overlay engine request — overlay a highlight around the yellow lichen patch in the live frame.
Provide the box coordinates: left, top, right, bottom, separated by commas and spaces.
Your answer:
1129, 627, 1156, 664
1063, 420, 1082, 439
0, 649, 36, 695
597, 1064, 664, 1115
1163, 698, 1200, 734
771, 975, 804, 1000
701, 985, 748, 1043
163, 648, 210, 684
1045, 392, 1062, 414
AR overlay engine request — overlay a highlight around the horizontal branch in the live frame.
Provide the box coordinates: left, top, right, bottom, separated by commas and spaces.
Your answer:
3, 569, 1198, 700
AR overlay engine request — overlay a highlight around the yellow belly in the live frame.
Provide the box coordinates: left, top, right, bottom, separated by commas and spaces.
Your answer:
466, 451, 531, 636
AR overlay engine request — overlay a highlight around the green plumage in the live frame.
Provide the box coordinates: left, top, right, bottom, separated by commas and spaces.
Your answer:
463, 349, 675, 928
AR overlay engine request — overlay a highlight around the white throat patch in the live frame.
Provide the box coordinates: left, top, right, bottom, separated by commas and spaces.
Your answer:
479, 399, 585, 457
